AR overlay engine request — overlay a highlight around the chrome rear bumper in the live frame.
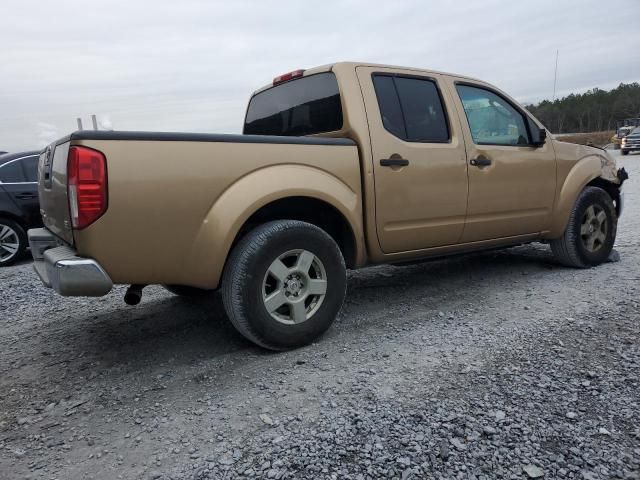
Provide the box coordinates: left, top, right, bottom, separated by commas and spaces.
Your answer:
28, 228, 112, 296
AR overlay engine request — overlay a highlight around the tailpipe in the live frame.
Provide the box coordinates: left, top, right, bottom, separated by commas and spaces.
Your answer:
124, 284, 145, 306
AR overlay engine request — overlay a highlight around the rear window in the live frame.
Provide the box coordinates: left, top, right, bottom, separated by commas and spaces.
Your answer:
244, 72, 343, 136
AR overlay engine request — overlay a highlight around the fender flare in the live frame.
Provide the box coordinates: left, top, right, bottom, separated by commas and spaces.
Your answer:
548, 156, 603, 238
182, 164, 362, 288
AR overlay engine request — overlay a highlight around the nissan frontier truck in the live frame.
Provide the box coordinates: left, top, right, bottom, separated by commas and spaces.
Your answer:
27, 62, 627, 350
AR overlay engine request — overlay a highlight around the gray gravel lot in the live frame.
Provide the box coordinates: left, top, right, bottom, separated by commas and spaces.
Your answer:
1, 153, 638, 480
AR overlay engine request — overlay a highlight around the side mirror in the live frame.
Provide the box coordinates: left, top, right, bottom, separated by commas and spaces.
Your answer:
536, 128, 547, 147
527, 116, 546, 147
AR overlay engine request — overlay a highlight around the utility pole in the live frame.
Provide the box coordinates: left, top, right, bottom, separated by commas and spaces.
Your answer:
552, 49, 559, 102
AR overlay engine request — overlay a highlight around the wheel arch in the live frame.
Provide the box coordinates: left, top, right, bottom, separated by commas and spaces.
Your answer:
585, 177, 622, 216
0, 211, 27, 227
233, 196, 358, 269
547, 156, 618, 238
182, 165, 365, 289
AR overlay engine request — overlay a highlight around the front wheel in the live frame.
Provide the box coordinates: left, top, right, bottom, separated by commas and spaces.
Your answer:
0, 219, 27, 267
550, 186, 617, 268
221, 220, 347, 350
621, 149, 629, 156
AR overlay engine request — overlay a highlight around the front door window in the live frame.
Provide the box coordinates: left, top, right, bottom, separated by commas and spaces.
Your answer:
456, 84, 530, 146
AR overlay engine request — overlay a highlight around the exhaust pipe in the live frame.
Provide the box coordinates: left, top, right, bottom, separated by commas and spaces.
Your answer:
124, 284, 145, 306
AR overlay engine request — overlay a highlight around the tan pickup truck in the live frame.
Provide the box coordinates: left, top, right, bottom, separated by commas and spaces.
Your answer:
29, 62, 628, 350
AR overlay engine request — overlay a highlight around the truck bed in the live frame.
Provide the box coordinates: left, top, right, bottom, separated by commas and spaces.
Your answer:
38, 131, 361, 288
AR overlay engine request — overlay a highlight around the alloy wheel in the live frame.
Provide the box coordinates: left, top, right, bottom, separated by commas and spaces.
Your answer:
580, 204, 608, 253
262, 249, 328, 325
0, 224, 20, 263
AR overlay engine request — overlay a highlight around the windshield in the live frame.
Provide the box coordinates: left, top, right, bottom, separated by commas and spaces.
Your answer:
244, 72, 343, 136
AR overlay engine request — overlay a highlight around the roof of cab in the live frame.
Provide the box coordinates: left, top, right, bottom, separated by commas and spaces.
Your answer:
250, 61, 484, 97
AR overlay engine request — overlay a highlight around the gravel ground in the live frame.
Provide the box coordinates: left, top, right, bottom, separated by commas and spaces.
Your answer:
1, 152, 638, 480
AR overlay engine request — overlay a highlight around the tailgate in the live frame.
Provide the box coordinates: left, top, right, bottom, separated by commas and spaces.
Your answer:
38, 141, 74, 244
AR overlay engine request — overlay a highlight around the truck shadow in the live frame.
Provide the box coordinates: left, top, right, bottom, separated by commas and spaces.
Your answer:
57, 244, 559, 369
5, 242, 583, 408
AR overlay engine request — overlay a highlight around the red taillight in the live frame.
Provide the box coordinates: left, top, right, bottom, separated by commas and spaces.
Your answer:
67, 146, 107, 229
273, 69, 305, 85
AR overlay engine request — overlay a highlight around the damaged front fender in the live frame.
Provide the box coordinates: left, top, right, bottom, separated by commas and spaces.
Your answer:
617, 167, 629, 186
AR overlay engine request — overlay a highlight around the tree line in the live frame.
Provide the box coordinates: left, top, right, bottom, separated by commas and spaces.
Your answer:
525, 82, 640, 134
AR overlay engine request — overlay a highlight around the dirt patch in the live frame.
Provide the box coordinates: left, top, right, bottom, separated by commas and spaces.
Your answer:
555, 131, 614, 147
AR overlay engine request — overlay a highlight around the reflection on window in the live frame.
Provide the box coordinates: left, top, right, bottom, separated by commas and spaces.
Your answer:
456, 85, 529, 146
244, 72, 343, 136
22, 156, 39, 182
373, 75, 449, 143
0, 161, 25, 183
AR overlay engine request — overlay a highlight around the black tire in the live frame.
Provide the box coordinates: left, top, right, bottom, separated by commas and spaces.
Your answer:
550, 187, 617, 268
221, 220, 347, 351
163, 285, 210, 297
621, 149, 629, 156
0, 218, 27, 267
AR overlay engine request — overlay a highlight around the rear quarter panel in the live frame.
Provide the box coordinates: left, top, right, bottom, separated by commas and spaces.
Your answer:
71, 139, 362, 288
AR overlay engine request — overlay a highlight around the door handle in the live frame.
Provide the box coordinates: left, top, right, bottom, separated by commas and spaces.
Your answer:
470, 155, 492, 167
15, 193, 37, 200
380, 158, 409, 167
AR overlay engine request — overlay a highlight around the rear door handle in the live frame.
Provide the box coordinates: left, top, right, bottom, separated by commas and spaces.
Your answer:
380, 158, 409, 167
16, 193, 37, 200
470, 155, 492, 167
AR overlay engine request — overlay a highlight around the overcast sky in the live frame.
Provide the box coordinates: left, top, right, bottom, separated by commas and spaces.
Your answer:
1, 0, 639, 151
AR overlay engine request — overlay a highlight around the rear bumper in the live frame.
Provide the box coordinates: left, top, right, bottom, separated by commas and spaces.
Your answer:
28, 228, 112, 296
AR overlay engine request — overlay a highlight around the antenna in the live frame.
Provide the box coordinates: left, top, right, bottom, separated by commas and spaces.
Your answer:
552, 49, 559, 101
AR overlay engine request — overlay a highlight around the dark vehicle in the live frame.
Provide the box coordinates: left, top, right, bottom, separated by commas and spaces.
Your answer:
621, 127, 640, 156
0, 150, 41, 266
617, 117, 640, 129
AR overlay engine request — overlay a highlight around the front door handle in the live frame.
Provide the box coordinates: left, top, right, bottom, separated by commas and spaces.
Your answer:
470, 155, 492, 167
380, 158, 409, 167
15, 193, 37, 200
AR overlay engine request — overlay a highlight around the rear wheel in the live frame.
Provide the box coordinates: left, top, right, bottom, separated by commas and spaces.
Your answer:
621, 149, 629, 156
0, 219, 26, 267
550, 187, 616, 268
221, 220, 347, 350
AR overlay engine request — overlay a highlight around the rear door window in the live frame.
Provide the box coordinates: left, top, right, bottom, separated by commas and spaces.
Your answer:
372, 76, 406, 139
21, 156, 39, 182
244, 72, 343, 136
0, 161, 26, 183
372, 74, 450, 143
